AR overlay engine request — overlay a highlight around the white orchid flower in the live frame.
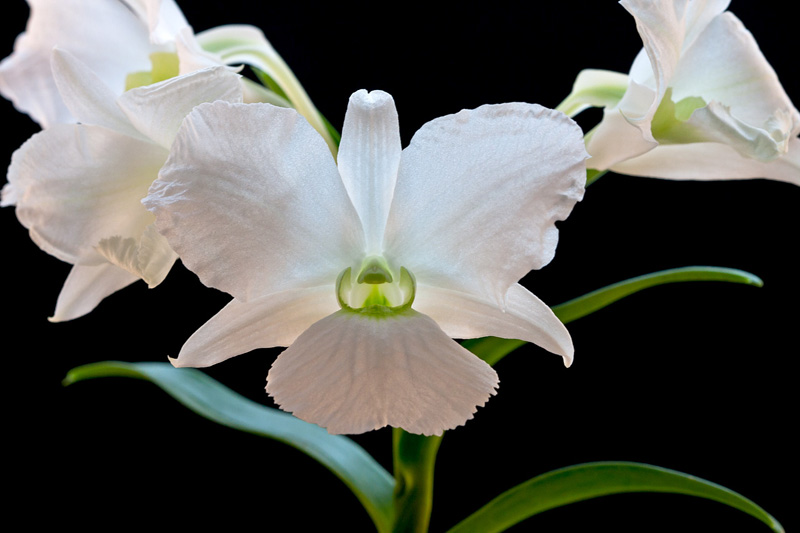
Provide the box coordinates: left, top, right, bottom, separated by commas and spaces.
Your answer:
0, 0, 334, 152
3, 49, 242, 321
559, 0, 800, 185
143, 89, 587, 435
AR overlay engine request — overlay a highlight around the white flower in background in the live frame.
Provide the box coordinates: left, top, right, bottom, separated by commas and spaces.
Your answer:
0, 0, 334, 151
559, 0, 800, 185
2, 49, 242, 321
143, 89, 587, 435
0, 0, 189, 126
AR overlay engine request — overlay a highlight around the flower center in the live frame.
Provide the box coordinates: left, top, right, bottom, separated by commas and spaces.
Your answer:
650, 87, 707, 144
336, 256, 415, 315
125, 52, 180, 91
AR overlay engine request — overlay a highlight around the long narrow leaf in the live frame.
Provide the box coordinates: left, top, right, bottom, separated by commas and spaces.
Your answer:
64, 361, 394, 533
463, 266, 762, 366
554, 266, 762, 324
447, 461, 783, 533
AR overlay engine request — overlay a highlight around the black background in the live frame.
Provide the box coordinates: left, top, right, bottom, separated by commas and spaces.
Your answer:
2, 1, 796, 531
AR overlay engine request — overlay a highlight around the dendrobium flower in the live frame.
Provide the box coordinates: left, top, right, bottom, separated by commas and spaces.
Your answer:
2, 49, 242, 321
559, 0, 800, 185
0, 0, 190, 126
143, 89, 587, 435
0, 0, 334, 151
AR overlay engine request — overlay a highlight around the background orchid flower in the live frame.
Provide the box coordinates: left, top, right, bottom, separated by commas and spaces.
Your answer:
143, 89, 587, 436
0, 0, 335, 152
2, 49, 242, 321
558, 0, 800, 185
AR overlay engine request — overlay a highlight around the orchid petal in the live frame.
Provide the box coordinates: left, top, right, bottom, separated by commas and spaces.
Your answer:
50, 48, 142, 138
185, 24, 336, 153
266, 309, 499, 436
587, 85, 660, 170
619, 0, 688, 116
171, 286, 338, 369
0, 0, 152, 126
669, 12, 797, 130
123, 0, 190, 45
1, 182, 19, 207
116, 66, 242, 149
174, 27, 227, 73
9, 124, 166, 265
414, 283, 574, 366
611, 138, 800, 186
50, 263, 139, 322
337, 90, 401, 254
679, 101, 791, 161
95, 224, 177, 287
145, 102, 365, 301
383, 103, 586, 305
620, 0, 728, 106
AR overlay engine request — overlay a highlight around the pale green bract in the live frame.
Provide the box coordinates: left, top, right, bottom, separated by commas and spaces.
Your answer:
143, 89, 588, 436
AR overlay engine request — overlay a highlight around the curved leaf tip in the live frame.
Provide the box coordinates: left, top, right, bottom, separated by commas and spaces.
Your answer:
447, 461, 783, 533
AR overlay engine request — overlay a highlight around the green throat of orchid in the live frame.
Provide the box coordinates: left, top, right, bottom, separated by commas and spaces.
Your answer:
125, 52, 180, 91
337, 256, 416, 317
650, 87, 707, 144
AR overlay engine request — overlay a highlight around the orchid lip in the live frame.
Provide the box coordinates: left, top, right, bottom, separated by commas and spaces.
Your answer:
125, 52, 180, 91
336, 263, 416, 315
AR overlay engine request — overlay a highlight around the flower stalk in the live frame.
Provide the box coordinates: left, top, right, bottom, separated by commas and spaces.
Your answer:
392, 428, 442, 533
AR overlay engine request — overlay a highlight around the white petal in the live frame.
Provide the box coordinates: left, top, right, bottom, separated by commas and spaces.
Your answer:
9, 124, 166, 265
591, 0, 724, 166
681, 101, 791, 161
681, 0, 731, 50
171, 285, 338, 368
50, 48, 142, 138
50, 263, 139, 322
586, 85, 659, 170
145, 102, 365, 301
116, 66, 243, 149
0, 0, 152, 126
266, 310, 499, 436
186, 24, 336, 153
619, 0, 689, 112
1, 182, 19, 207
125, 0, 190, 45
174, 27, 223, 73
670, 12, 798, 130
620, 0, 730, 100
95, 224, 178, 287
414, 283, 574, 365
383, 103, 586, 306
337, 90, 401, 254
0, 40, 71, 126
610, 138, 800, 186
179, 25, 278, 75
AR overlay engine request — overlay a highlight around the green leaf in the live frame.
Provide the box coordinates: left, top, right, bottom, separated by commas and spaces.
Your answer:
446, 461, 784, 533
553, 266, 762, 324
64, 361, 394, 533
251, 66, 290, 102
463, 266, 762, 366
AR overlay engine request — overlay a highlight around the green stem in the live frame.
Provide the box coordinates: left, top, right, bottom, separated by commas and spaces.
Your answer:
586, 168, 607, 186
392, 429, 443, 532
